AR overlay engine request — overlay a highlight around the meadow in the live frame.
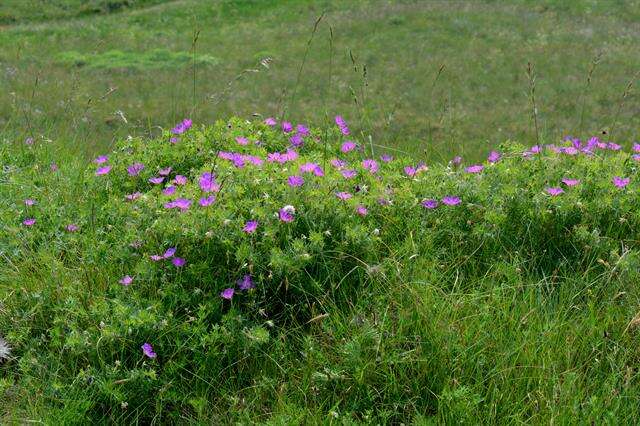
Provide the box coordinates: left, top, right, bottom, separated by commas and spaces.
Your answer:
2, 0, 640, 424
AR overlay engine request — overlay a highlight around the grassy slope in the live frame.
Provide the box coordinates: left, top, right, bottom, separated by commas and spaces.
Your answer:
1, 0, 640, 160
1, 118, 640, 423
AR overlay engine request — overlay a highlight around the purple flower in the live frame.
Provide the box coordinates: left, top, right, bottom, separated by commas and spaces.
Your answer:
24, 199, 36, 206
561, 147, 579, 156
336, 191, 353, 200
421, 199, 438, 209
243, 220, 258, 234
633, 154, 640, 162
22, 218, 36, 226
119, 275, 133, 286
487, 151, 501, 163
296, 124, 310, 136
300, 162, 324, 176
172, 257, 186, 267
404, 166, 417, 177
94, 155, 109, 164
125, 192, 142, 201
162, 186, 176, 196
199, 172, 219, 193
164, 198, 192, 211
264, 117, 277, 126
341, 169, 357, 179
451, 156, 462, 166
335, 115, 350, 135
96, 166, 111, 176
607, 142, 621, 151
173, 175, 187, 185
362, 159, 379, 174
149, 176, 164, 184
282, 121, 293, 133
279, 206, 295, 223
633, 143, 640, 153
341, 141, 356, 153
236, 136, 249, 145
613, 176, 630, 188
441, 196, 461, 206
66, 224, 79, 232
290, 133, 304, 147
465, 164, 484, 174
220, 288, 235, 300
127, 162, 145, 176
158, 167, 172, 176
50, 162, 59, 172
171, 118, 192, 135
356, 205, 368, 216
170, 137, 180, 144
331, 159, 347, 169
163, 247, 176, 259
561, 178, 580, 187
199, 195, 216, 206
546, 187, 564, 196
237, 275, 255, 290
287, 175, 304, 187
381, 154, 393, 163
141, 343, 156, 359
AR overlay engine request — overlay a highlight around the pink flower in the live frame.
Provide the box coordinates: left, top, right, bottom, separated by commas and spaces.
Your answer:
404, 166, 416, 177
220, 288, 235, 300
237, 275, 255, 290
243, 220, 258, 234
162, 186, 176, 196
173, 175, 187, 185
22, 218, 36, 226
421, 199, 438, 209
451, 156, 462, 166
125, 192, 142, 201
158, 167, 172, 176
95, 166, 111, 176
356, 205, 368, 216
264, 117, 277, 126
127, 162, 145, 176
465, 164, 484, 174
199, 172, 219, 193
164, 198, 191, 211
441, 196, 461, 206
66, 224, 79, 232
561, 178, 580, 187
287, 175, 304, 187
341, 141, 356, 153
296, 124, 310, 136
279, 206, 295, 223
362, 159, 379, 174
336, 191, 352, 200
341, 169, 356, 179
199, 195, 216, 207
381, 154, 393, 163
300, 162, 324, 177
149, 176, 164, 184
119, 275, 133, 286
487, 151, 501, 163
546, 187, 564, 196
613, 176, 630, 188
290, 133, 304, 147
94, 155, 109, 164
235, 136, 249, 145
24, 199, 36, 206
335, 115, 350, 135
282, 121, 293, 133
141, 343, 157, 359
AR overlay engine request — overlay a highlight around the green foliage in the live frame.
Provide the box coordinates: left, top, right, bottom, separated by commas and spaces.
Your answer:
56, 49, 219, 71
2, 120, 640, 423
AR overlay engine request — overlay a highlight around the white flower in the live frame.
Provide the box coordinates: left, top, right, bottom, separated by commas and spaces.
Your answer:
0, 335, 11, 362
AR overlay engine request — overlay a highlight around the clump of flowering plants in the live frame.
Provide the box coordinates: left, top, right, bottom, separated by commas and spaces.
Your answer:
3, 117, 640, 422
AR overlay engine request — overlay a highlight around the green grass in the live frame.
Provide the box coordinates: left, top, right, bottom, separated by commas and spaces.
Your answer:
1, 0, 640, 160
2, 119, 640, 423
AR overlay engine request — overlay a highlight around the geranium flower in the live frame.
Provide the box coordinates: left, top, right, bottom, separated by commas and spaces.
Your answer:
172, 257, 186, 267
381, 154, 393, 162
356, 205, 368, 216
546, 187, 564, 196
158, 167, 172, 176
404, 166, 416, 177
287, 175, 304, 187
362, 159, 379, 174
141, 343, 157, 358
488, 151, 501, 163
22, 218, 36, 226
300, 162, 324, 176
282, 121, 293, 133
173, 175, 187, 185
163, 247, 176, 259
264, 117, 277, 126
341, 141, 356, 153
336, 191, 352, 200
441, 196, 461, 206
335, 115, 350, 135
290, 133, 304, 147
236, 136, 249, 145
96, 166, 111, 176
119, 275, 133, 286
220, 288, 235, 300
613, 176, 630, 188
279, 206, 295, 222
199, 195, 216, 207
331, 159, 347, 169
24, 199, 36, 206
66, 224, 79, 232
127, 162, 145, 176
199, 172, 219, 193
243, 220, 258, 234
237, 275, 255, 290
465, 164, 484, 174
451, 156, 462, 166
125, 192, 142, 201
94, 155, 109, 164
149, 176, 164, 184
162, 186, 176, 196
171, 118, 192, 135
421, 199, 438, 209
561, 178, 580, 187
164, 198, 191, 211
341, 169, 356, 179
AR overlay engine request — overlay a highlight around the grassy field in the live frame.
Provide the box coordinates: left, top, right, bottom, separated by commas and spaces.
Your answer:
1, 0, 640, 160
3, 0, 640, 423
